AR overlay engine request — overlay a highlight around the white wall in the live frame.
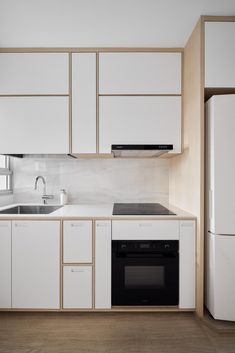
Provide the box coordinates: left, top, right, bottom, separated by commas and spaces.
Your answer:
0, 0, 235, 47
12, 157, 169, 204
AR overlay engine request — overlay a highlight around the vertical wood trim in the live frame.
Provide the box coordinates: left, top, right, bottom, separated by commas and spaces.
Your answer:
199, 17, 205, 319
169, 18, 204, 317
96, 53, 99, 154
92, 220, 95, 309
60, 220, 63, 310
181, 52, 184, 152
69, 53, 72, 154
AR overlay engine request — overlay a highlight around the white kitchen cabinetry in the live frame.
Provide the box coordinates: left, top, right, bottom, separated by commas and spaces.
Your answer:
205, 22, 235, 87
63, 221, 92, 263
99, 96, 181, 154
0, 96, 69, 154
179, 221, 196, 309
95, 221, 111, 309
99, 52, 181, 94
0, 53, 68, 94
72, 53, 97, 154
112, 220, 179, 240
0, 221, 11, 308
63, 266, 92, 309
12, 221, 60, 309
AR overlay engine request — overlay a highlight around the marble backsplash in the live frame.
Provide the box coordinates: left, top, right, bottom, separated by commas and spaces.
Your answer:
11, 157, 169, 205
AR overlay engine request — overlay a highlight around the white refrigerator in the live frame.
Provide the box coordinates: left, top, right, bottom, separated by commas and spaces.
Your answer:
206, 94, 235, 321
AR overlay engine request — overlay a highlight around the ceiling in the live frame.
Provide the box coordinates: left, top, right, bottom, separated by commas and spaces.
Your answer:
0, 0, 235, 47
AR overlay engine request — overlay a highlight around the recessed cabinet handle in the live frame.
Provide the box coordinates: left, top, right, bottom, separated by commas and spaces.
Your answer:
96, 223, 109, 227
14, 223, 28, 227
71, 268, 85, 273
71, 223, 85, 227
139, 223, 152, 227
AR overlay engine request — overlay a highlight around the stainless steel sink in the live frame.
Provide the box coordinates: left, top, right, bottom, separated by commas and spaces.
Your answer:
0, 205, 62, 214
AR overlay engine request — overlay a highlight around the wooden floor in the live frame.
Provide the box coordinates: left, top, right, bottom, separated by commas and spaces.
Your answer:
0, 312, 235, 353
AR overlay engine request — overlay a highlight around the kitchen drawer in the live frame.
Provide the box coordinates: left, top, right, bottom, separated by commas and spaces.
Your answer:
63, 266, 92, 309
63, 221, 92, 263
112, 220, 179, 240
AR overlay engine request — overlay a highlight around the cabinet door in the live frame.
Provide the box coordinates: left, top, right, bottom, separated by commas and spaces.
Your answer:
0, 96, 69, 154
99, 52, 181, 94
95, 221, 111, 309
12, 221, 60, 309
205, 22, 235, 87
63, 266, 92, 309
72, 53, 97, 154
63, 221, 92, 263
0, 221, 11, 308
99, 96, 181, 153
179, 221, 196, 309
0, 53, 68, 94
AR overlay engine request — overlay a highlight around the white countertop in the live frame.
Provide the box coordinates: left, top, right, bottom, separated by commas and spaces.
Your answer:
0, 203, 196, 220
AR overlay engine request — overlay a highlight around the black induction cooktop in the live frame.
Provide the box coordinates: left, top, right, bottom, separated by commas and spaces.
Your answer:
112, 203, 176, 216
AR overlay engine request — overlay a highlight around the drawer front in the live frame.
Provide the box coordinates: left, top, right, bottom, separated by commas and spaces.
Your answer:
99, 52, 181, 94
63, 221, 92, 263
112, 220, 179, 240
63, 266, 92, 309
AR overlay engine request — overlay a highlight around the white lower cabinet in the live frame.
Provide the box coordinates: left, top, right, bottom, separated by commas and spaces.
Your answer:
0, 221, 11, 308
179, 221, 196, 309
95, 221, 111, 309
63, 266, 92, 309
12, 221, 60, 309
63, 221, 92, 263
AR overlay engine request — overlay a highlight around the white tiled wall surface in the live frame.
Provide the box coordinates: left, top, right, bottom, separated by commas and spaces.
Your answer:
11, 157, 169, 204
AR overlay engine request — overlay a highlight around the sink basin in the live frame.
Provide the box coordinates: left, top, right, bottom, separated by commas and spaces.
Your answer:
0, 205, 62, 214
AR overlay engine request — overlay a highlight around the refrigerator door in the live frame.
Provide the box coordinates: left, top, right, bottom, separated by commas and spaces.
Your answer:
206, 232, 235, 321
206, 95, 235, 234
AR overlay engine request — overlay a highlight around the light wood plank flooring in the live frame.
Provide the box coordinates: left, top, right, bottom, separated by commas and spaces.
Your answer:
0, 312, 235, 353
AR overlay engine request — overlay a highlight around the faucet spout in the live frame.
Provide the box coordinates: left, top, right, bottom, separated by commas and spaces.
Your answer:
34, 176, 46, 195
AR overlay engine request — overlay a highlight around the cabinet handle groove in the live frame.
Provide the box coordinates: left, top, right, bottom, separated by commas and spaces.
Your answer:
71, 268, 85, 273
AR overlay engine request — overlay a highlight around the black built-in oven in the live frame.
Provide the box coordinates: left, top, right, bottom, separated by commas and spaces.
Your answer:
112, 240, 179, 306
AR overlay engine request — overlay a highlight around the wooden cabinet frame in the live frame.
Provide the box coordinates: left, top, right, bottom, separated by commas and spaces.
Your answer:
0, 47, 183, 158
169, 15, 235, 318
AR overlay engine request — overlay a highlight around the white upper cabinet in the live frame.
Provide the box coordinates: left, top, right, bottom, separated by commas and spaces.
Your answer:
72, 53, 97, 154
0, 96, 69, 154
99, 96, 181, 153
99, 52, 181, 94
0, 53, 69, 94
205, 22, 235, 87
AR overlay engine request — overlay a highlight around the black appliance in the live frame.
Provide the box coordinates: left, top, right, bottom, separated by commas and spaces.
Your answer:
113, 203, 176, 216
112, 240, 179, 306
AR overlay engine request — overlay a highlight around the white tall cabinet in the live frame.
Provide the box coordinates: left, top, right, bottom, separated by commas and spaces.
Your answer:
0, 221, 11, 308
12, 221, 60, 309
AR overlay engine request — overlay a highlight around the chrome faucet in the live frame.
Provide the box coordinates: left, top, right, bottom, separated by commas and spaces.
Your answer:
34, 176, 53, 204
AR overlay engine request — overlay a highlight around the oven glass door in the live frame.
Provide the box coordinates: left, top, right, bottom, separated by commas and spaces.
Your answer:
112, 245, 179, 306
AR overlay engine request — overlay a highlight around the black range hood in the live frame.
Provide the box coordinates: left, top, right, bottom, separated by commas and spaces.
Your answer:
111, 144, 173, 158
